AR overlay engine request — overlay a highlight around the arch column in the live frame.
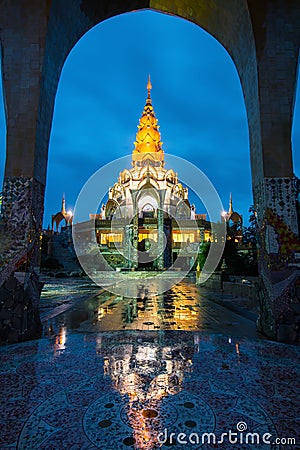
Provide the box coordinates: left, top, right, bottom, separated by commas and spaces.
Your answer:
0, 1, 51, 342
249, 0, 300, 341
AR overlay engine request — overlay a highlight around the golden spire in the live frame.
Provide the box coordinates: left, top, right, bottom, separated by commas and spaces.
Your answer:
147, 74, 152, 98
229, 192, 233, 214
132, 76, 164, 162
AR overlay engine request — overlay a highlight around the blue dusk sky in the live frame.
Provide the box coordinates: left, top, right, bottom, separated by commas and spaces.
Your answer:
0, 10, 299, 227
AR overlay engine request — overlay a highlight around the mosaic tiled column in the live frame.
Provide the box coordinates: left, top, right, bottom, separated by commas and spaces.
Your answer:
254, 177, 300, 342
0, 177, 44, 342
250, 0, 300, 342
156, 194, 165, 270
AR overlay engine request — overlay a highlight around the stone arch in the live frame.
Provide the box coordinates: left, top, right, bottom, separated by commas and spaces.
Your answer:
137, 176, 160, 191
0, 1, 300, 342
120, 169, 132, 184
141, 202, 155, 219
175, 199, 191, 220
137, 182, 160, 203
142, 203, 155, 212
106, 198, 120, 220
51, 211, 68, 232
111, 182, 125, 202
164, 169, 177, 184
138, 164, 159, 181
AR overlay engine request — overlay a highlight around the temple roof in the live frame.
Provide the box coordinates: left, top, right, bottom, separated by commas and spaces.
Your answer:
132, 76, 164, 162
223, 193, 242, 225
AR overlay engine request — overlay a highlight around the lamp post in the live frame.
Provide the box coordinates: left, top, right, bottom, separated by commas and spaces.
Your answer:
221, 258, 227, 271
196, 262, 201, 285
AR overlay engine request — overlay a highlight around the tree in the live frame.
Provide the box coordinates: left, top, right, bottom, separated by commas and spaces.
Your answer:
221, 231, 246, 275
243, 204, 257, 246
198, 241, 211, 269
239, 205, 258, 275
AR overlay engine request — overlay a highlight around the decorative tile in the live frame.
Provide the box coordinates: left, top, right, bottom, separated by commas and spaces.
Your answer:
0, 331, 299, 449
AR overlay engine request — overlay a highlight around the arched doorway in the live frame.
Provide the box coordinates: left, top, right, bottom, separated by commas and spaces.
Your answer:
43, 10, 251, 227
0, 1, 299, 342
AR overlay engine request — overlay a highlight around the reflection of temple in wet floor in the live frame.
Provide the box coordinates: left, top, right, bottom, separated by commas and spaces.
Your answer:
96, 332, 194, 449
2, 280, 298, 448
2, 329, 299, 449
44, 280, 261, 340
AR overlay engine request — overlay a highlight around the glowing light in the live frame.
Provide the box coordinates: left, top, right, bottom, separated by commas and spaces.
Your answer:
221, 210, 227, 217
67, 210, 73, 217
54, 326, 67, 353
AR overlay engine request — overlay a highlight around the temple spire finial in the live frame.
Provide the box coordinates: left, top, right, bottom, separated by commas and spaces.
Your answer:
147, 74, 152, 98
61, 194, 66, 214
132, 78, 163, 160
229, 192, 233, 214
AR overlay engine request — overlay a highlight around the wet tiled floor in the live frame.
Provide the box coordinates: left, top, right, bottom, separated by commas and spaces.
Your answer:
43, 280, 262, 340
39, 277, 101, 322
1, 280, 300, 449
1, 331, 299, 449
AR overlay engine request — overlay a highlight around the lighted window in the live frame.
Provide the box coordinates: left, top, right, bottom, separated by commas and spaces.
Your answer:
138, 232, 157, 242
99, 233, 123, 244
204, 231, 211, 241
172, 232, 195, 243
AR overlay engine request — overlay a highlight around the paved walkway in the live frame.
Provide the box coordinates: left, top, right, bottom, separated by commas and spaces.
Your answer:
1, 280, 299, 449
43, 280, 262, 340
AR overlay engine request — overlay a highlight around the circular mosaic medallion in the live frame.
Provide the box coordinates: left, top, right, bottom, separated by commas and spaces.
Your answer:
84, 389, 214, 449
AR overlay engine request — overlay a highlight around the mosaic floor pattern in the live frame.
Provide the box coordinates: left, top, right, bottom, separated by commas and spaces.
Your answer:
0, 330, 299, 449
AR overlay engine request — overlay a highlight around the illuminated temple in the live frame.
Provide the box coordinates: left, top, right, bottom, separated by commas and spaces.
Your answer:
52, 77, 242, 270
90, 77, 240, 270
